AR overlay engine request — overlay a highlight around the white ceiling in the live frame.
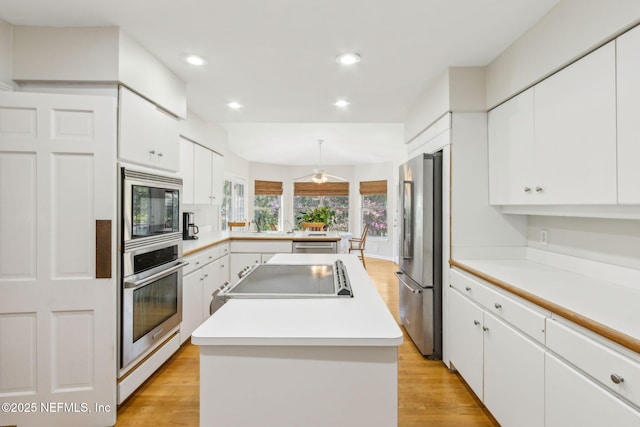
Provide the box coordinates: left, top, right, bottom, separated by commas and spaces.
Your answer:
0, 0, 560, 165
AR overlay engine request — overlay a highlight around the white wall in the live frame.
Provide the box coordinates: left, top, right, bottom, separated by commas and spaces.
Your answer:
527, 216, 640, 270
404, 70, 450, 143
0, 20, 14, 90
487, 0, 640, 107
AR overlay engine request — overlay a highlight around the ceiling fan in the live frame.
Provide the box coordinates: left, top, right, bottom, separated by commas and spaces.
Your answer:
294, 140, 347, 183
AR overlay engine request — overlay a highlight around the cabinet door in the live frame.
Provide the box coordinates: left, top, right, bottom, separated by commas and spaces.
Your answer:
545, 353, 640, 427
201, 260, 220, 321
219, 254, 230, 287
180, 138, 195, 204
119, 86, 156, 166
181, 270, 203, 344
211, 151, 224, 205
534, 41, 617, 205
153, 106, 179, 172
193, 144, 213, 204
488, 88, 535, 205
229, 253, 262, 285
447, 289, 484, 399
616, 25, 640, 204
483, 312, 544, 427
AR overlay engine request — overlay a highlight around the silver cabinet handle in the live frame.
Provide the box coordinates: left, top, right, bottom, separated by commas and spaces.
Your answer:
157, 152, 163, 157
494, 303, 502, 309
483, 326, 489, 332
149, 150, 156, 155
535, 186, 543, 192
524, 187, 531, 193
465, 286, 471, 292
473, 320, 480, 326
611, 374, 624, 384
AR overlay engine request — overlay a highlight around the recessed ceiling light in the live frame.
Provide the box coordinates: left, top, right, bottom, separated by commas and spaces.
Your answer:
186, 55, 206, 66
336, 53, 361, 65
335, 99, 350, 108
228, 101, 243, 110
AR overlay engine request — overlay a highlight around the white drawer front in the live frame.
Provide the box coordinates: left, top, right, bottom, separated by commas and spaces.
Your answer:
547, 318, 640, 408
450, 269, 547, 344
183, 252, 208, 276
218, 243, 230, 258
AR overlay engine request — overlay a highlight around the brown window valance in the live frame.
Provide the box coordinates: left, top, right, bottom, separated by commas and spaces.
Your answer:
294, 182, 349, 196
254, 180, 283, 195
359, 180, 387, 195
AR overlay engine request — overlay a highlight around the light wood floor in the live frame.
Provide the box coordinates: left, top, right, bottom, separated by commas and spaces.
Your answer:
116, 258, 498, 426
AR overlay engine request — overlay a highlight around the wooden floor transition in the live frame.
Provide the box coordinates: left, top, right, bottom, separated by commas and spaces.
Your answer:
115, 257, 498, 426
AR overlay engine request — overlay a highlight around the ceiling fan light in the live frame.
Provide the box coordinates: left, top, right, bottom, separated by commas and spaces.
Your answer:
336, 53, 361, 65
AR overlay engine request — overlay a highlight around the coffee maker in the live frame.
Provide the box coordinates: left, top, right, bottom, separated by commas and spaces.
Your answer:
183, 212, 199, 240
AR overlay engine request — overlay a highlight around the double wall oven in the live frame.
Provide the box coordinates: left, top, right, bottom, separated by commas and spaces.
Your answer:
120, 168, 186, 370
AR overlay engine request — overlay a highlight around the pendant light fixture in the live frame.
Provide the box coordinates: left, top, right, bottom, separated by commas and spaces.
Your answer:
294, 140, 347, 183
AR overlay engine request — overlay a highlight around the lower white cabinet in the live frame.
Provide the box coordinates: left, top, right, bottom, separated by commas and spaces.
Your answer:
448, 288, 545, 427
180, 244, 230, 344
545, 352, 640, 427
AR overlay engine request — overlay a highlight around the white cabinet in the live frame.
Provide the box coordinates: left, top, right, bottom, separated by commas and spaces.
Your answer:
229, 240, 293, 285
545, 352, 640, 427
180, 138, 224, 205
616, 25, 640, 205
448, 269, 547, 427
488, 88, 535, 205
483, 312, 545, 427
180, 137, 195, 204
118, 86, 179, 172
180, 243, 230, 344
488, 41, 617, 206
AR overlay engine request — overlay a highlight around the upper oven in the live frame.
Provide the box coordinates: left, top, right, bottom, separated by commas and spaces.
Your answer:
121, 167, 182, 250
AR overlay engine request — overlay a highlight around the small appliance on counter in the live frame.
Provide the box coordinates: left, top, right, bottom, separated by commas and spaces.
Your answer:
183, 211, 199, 240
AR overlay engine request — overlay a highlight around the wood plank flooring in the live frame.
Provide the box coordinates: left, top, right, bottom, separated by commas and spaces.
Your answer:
115, 258, 498, 426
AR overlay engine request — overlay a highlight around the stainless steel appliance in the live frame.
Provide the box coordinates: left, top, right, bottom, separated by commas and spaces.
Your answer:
121, 167, 182, 250
396, 151, 443, 359
183, 211, 199, 240
292, 238, 337, 253
121, 240, 187, 368
210, 261, 353, 315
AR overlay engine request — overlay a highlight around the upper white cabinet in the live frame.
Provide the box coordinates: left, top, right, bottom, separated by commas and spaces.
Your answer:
118, 86, 180, 172
180, 139, 224, 205
488, 41, 617, 206
488, 88, 535, 205
617, 25, 640, 205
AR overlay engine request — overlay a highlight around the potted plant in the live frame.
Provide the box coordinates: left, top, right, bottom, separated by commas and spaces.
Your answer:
297, 206, 336, 230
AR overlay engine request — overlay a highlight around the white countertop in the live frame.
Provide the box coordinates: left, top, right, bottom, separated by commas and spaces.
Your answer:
455, 251, 640, 342
191, 253, 403, 347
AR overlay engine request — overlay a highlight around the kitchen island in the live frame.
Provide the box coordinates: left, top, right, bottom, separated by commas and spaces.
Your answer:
192, 253, 403, 427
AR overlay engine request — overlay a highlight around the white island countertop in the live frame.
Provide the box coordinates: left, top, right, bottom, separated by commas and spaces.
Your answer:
191, 253, 403, 347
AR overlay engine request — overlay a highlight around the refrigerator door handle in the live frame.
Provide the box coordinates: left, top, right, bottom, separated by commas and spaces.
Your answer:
400, 180, 413, 260
395, 271, 423, 294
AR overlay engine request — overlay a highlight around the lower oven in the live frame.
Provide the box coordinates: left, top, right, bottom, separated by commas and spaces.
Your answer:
121, 240, 187, 369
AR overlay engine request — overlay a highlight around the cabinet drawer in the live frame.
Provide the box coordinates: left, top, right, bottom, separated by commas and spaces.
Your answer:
183, 252, 208, 276
547, 318, 640, 408
450, 269, 548, 343
218, 243, 230, 258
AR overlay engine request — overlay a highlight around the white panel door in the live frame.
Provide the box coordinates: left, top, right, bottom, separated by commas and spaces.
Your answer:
0, 91, 117, 427
447, 289, 484, 399
180, 270, 203, 345
487, 88, 535, 205
483, 312, 545, 427
534, 41, 617, 205
617, 25, 640, 205
545, 353, 640, 427
193, 143, 213, 204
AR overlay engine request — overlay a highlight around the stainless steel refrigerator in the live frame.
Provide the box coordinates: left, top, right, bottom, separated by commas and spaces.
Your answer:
396, 151, 443, 359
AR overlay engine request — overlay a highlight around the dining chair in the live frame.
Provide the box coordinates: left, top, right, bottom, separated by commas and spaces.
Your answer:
301, 222, 325, 231
228, 221, 248, 231
349, 223, 370, 268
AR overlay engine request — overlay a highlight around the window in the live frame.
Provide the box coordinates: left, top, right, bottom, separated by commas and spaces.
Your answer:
360, 180, 387, 238
254, 180, 283, 230
294, 182, 349, 232
221, 177, 246, 230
